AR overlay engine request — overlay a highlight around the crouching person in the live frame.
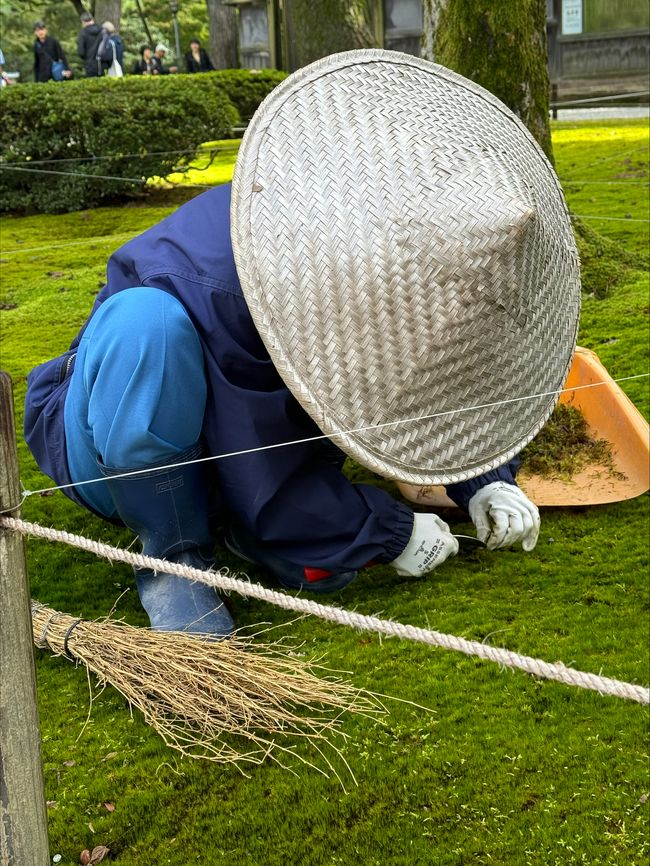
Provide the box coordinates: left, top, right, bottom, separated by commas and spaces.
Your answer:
23, 52, 580, 637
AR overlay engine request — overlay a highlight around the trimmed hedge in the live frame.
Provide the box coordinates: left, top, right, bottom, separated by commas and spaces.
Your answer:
212, 69, 287, 121
0, 70, 284, 214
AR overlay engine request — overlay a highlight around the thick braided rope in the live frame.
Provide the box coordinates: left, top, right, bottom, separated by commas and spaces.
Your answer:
2, 516, 648, 706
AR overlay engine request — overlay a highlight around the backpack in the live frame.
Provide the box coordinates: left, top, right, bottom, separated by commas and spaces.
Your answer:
95, 30, 114, 65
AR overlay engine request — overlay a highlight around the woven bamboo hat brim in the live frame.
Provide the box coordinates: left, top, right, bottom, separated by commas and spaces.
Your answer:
231, 50, 581, 486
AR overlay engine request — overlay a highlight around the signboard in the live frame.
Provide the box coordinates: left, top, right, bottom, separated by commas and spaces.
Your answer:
562, 0, 583, 35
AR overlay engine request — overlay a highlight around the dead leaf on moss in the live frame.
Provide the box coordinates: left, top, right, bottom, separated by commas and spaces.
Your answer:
90, 846, 110, 864
103, 802, 115, 812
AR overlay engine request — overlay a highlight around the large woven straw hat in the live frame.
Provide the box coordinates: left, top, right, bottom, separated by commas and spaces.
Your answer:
231, 50, 581, 486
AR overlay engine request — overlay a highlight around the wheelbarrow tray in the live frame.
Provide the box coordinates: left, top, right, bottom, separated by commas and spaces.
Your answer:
396, 347, 650, 508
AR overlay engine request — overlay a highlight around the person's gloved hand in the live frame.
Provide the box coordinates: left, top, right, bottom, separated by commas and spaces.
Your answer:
390, 513, 459, 576
468, 482, 540, 551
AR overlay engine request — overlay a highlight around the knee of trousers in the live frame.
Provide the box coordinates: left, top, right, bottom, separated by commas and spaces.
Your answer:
65, 286, 208, 476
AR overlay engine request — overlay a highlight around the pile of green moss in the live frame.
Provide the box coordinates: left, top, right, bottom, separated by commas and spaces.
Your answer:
521, 403, 623, 481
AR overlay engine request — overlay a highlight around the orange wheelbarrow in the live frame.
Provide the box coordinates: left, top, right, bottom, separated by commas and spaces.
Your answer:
396, 347, 650, 508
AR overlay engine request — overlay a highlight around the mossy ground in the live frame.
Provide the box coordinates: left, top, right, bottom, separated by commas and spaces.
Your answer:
0, 120, 648, 866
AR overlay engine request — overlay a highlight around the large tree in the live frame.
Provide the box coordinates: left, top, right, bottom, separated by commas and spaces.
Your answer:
205, 0, 238, 69
422, 0, 552, 160
67, 1, 122, 28
282, 0, 379, 71
94, 1, 122, 28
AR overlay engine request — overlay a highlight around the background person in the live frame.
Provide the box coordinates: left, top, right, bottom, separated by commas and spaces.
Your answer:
185, 39, 213, 73
32, 21, 72, 83
154, 43, 176, 74
0, 47, 17, 85
99, 21, 124, 74
132, 44, 160, 75
77, 10, 103, 77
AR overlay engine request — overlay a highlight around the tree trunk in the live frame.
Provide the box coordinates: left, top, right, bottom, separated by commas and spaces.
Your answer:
282, 0, 379, 72
206, 0, 239, 69
94, 0, 121, 30
422, 0, 553, 161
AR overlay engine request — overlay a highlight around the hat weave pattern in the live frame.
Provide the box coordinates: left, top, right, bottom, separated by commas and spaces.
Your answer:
231, 50, 581, 485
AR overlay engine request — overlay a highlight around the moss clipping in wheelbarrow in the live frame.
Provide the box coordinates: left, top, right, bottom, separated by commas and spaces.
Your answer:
521, 403, 625, 481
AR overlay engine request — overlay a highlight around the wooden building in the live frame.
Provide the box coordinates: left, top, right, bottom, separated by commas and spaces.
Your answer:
226, 0, 649, 103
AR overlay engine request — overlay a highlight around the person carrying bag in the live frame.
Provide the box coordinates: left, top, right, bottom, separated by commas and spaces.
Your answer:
32, 20, 72, 83
97, 21, 124, 78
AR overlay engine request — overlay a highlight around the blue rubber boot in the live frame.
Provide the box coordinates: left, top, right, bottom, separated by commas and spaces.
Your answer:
101, 446, 234, 637
224, 523, 358, 594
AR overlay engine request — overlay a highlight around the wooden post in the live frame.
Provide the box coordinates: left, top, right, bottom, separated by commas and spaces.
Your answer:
551, 82, 559, 120
0, 372, 50, 866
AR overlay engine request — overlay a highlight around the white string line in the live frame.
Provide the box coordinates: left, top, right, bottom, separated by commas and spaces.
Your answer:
2, 126, 643, 182
12, 139, 640, 177
15, 164, 643, 185
4, 139, 644, 176
7, 150, 646, 183
2, 515, 647, 705
0, 142, 646, 250
19, 372, 650, 499
0, 158, 234, 184
4, 161, 648, 219
0, 147, 238, 183
563, 180, 649, 186
0, 165, 221, 190
0, 165, 147, 183
3, 205, 648, 260
2, 142, 646, 202
571, 214, 650, 223
12, 145, 240, 165
551, 90, 650, 108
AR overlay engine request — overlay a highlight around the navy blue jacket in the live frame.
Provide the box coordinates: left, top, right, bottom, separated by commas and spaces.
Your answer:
25, 183, 517, 569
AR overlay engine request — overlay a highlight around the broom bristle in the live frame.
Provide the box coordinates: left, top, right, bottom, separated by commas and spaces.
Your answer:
31, 602, 384, 779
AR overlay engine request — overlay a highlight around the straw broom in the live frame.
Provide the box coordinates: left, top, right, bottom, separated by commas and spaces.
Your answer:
31, 601, 384, 779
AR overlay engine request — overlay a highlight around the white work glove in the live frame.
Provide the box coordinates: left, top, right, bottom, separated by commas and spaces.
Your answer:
468, 482, 540, 551
390, 513, 459, 577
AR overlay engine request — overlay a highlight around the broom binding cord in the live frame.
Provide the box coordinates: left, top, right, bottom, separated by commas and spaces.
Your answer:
33, 607, 81, 659
62, 616, 84, 660
3, 515, 649, 706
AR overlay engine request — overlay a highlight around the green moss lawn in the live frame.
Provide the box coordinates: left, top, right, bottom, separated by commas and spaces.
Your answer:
0, 119, 648, 865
